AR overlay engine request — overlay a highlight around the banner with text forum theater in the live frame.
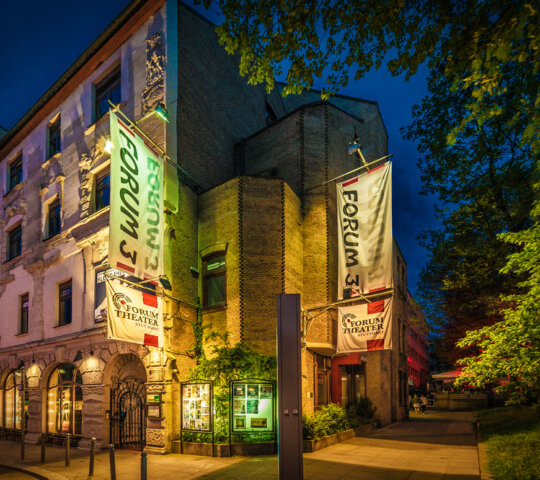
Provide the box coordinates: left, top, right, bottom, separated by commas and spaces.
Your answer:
109, 110, 164, 279
337, 162, 392, 299
337, 297, 393, 353
106, 279, 163, 347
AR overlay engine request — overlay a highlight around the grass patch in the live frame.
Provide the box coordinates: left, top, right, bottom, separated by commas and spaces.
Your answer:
476, 405, 540, 480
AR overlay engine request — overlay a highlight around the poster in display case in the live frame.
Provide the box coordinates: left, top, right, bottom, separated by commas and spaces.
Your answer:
230, 380, 275, 433
181, 382, 212, 432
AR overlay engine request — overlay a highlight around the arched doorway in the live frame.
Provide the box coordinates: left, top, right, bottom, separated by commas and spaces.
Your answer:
107, 353, 146, 451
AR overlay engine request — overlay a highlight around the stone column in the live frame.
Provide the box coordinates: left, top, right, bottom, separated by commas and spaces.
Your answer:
25, 387, 43, 444
25, 364, 44, 444
79, 367, 107, 450
145, 358, 168, 454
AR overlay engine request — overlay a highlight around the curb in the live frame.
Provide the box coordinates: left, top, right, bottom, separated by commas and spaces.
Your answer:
474, 420, 493, 480
0, 463, 69, 480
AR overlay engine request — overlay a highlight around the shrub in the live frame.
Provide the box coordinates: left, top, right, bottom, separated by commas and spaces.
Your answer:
303, 398, 377, 440
345, 397, 376, 426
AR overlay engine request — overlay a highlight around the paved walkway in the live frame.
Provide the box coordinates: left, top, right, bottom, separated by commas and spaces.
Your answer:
0, 410, 480, 479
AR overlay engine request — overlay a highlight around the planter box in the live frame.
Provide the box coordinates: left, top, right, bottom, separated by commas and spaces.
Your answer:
303, 422, 377, 453
172, 440, 276, 457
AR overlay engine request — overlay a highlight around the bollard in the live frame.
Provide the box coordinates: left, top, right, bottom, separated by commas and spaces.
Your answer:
65, 433, 71, 467
20, 423, 25, 461
89, 437, 96, 476
141, 452, 147, 480
109, 444, 116, 480
40, 433, 46, 463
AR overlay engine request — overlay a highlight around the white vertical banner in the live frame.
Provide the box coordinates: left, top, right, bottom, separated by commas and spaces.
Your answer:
109, 110, 164, 279
337, 162, 393, 299
337, 297, 393, 353
106, 279, 163, 347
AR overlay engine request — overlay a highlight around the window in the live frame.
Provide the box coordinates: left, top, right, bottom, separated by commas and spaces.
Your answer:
203, 253, 226, 307
47, 364, 82, 435
3, 370, 27, 430
20, 293, 29, 334
58, 280, 72, 326
94, 170, 110, 211
47, 116, 61, 158
47, 199, 61, 238
7, 225, 22, 260
95, 66, 121, 120
8, 155, 23, 192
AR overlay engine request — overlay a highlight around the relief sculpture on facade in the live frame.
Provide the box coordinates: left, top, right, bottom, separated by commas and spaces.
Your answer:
142, 32, 165, 114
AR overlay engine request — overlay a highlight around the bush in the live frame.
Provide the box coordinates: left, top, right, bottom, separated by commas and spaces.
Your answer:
345, 397, 376, 426
302, 398, 377, 440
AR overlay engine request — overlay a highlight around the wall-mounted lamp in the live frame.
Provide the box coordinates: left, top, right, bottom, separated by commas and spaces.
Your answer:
103, 139, 113, 154
139, 103, 170, 123
159, 276, 172, 290
154, 103, 169, 123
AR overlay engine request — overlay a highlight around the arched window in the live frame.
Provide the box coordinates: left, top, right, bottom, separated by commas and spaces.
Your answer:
47, 364, 83, 435
4, 370, 25, 430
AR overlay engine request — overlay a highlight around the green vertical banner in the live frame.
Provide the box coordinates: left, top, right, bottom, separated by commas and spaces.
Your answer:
109, 110, 164, 280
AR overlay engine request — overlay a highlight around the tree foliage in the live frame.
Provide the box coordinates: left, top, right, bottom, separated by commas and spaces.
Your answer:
196, 0, 539, 153
455, 169, 540, 404
408, 61, 535, 366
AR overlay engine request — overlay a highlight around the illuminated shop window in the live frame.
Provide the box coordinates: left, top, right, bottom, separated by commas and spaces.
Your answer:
95, 66, 121, 120
47, 116, 61, 158
3, 370, 27, 430
47, 364, 83, 435
203, 253, 226, 307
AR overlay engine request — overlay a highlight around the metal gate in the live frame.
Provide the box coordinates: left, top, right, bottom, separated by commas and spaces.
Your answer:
110, 376, 146, 450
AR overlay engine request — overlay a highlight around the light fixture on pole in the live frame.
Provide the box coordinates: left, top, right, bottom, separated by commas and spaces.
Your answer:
139, 102, 169, 123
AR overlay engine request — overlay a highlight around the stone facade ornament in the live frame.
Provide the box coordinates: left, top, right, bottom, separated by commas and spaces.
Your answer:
3, 197, 26, 224
41, 155, 63, 189
142, 32, 165, 114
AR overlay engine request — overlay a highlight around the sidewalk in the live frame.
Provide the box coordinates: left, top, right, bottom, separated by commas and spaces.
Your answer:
0, 410, 480, 479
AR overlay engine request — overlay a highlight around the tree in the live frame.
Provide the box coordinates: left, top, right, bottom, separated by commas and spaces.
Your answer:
407, 61, 535, 366
196, 0, 539, 153
455, 168, 540, 404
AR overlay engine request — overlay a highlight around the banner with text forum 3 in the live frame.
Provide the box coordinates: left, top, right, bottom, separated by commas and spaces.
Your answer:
109, 110, 164, 280
337, 162, 393, 299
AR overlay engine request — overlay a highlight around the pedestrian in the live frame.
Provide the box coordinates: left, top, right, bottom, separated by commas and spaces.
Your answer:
413, 394, 420, 413
420, 394, 428, 414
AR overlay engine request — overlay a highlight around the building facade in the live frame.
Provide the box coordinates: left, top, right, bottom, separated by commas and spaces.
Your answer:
407, 291, 430, 392
0, 0, 410, 453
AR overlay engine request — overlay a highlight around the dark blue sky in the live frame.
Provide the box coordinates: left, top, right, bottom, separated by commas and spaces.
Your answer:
0, 1, 435, 295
